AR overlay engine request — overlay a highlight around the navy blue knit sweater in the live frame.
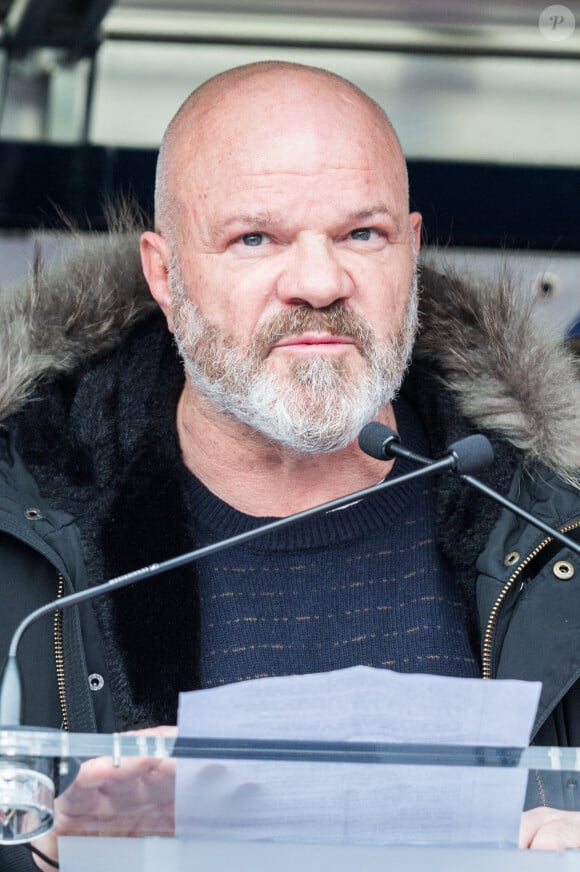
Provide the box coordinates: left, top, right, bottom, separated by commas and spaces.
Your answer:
186, 397, 480, 688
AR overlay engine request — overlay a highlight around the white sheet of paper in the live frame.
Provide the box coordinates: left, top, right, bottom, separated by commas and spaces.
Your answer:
175, 666, 541, 847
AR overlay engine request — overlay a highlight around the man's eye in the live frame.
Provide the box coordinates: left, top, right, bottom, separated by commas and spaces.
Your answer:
241, 232, 265, 246
349, 228, 374, 241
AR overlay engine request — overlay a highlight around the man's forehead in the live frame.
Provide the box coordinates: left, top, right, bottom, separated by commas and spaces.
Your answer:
158, 64, 410, 231
172, 138, 409, 235
175, 69, 399, 165
178, 113, 405, 192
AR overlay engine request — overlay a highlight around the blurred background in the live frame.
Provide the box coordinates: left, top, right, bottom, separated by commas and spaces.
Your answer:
0, 0, 579, 336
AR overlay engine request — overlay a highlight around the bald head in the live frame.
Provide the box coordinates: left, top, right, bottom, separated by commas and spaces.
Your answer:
154, 61, 409, 242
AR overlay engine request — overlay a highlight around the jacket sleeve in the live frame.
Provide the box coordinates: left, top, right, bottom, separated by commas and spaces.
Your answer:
0, 845, 43, 871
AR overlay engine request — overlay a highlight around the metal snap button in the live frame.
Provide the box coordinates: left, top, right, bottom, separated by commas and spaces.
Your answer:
24, 507, 43, 521
88, 673, 105, 692
504, 551, 520, 566
553, 561, 575, 580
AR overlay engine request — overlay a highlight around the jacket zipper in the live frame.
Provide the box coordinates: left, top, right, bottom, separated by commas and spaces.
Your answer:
534, 770, 548, 807
54, 571, 69, 731
482, 519, 580, 680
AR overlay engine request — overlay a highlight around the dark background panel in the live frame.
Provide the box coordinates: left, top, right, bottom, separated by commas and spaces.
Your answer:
0, 142, 154, 229
409, 161, 580, 252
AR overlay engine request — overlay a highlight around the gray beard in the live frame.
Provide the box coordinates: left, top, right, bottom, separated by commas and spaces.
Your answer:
170, 271, 419, 454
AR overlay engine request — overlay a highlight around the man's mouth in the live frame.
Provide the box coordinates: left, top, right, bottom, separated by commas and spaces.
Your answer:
271, 332, 357, 353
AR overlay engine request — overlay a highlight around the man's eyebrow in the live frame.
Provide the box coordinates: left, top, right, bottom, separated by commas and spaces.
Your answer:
347, 204, 394, 222
215, 212, 281, 232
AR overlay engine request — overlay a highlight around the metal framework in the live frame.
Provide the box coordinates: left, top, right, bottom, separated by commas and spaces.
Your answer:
3, 0, 115, 57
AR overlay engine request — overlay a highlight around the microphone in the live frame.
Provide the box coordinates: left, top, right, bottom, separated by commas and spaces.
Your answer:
0, 436, 493, 844
358, 422, 580, 557
359, 421, 495, 476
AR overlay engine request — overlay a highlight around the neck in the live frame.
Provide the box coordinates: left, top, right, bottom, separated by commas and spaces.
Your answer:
177, 382, 396, 517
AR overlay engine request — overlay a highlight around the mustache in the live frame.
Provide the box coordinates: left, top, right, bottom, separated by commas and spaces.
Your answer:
253, 304, 374, 357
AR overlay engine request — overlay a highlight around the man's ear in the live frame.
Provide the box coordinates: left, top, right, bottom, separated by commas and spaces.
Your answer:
140, 231, 175, 332
410, 212, 422, 255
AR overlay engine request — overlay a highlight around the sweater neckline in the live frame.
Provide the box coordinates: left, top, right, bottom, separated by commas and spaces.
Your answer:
185, 396, 432, 553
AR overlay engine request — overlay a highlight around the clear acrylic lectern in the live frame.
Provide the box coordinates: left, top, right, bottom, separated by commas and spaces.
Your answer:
1, 730, 579, 870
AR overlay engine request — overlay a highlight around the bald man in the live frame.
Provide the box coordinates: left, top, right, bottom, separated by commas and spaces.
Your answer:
1, 63, 579, 867
142, 62, 421, 514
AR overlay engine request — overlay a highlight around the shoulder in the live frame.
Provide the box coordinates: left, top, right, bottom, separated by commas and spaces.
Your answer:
417, 263, 580, 485
0, 219, 157, 424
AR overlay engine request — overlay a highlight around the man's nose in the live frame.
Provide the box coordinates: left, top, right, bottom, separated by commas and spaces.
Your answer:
276, 235, 353, 308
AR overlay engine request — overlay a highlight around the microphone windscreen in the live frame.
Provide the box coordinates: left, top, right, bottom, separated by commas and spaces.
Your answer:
358, 422, 399, 460
448, 434, 495, 475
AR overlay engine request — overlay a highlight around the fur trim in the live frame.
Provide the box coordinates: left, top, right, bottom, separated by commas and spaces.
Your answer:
414, 266, 580, 485
0, 207, 155, 421
11, 313, 201, 729
2, 222, 579, 482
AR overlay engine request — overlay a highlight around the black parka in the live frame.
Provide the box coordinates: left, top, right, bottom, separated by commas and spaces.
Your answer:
0, 241, 579, 865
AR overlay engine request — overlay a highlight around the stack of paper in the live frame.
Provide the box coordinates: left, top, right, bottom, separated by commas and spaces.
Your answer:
176, 666, 540, 847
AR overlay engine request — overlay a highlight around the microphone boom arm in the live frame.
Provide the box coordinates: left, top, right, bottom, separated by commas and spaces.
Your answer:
460, 472, 580, 556
358, 422, 580, 557
0, 451, 460, 727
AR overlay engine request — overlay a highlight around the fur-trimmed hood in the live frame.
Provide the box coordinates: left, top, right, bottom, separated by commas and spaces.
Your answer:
2, 228, 579, 482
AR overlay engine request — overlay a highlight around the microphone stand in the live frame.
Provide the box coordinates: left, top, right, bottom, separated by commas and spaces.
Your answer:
0, 451, 464, 728
0, 444, 480, 844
